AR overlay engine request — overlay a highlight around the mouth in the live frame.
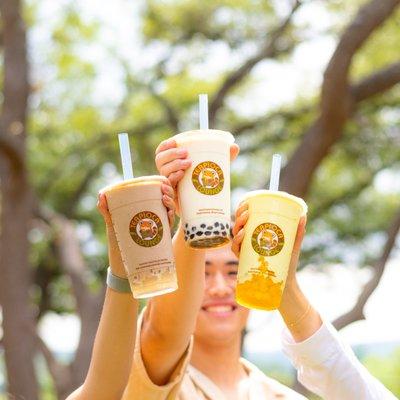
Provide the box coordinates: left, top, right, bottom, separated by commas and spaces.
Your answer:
201, 303, 238, 317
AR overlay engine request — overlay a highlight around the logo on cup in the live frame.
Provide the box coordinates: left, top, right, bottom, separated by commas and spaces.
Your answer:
251, 223, 284, 256
192, 161, 224, 195
130, 211, 163, 247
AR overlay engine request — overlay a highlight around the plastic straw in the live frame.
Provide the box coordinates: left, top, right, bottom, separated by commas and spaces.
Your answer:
269, 154, 281, 191
199, 94, 209, 130
118, 133, 134, 180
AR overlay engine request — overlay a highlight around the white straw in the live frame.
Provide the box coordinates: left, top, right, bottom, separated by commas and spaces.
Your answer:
199, 94, 209, 130
269, 154, 281, 191
118, 133, 134, 180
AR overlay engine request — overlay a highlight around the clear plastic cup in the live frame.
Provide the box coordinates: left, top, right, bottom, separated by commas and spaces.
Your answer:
173, 129, 235, 249
235, 190, 307, 310
104, 176, 177, 298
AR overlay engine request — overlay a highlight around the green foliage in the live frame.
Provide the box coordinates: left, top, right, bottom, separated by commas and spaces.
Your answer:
0, 0, 394, 397
142, 0, 274, 46
364, 348, 400, 396
24, 0, 400, 316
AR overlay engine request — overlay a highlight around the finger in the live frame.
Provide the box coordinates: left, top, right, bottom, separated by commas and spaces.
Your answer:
293, 215, 307, 253
232, 210, 249, 236
162, 194, 176, 213
97, 192, 112, 225
155, 147, 188, 170
160, 158, 192, 178
231, 227, 245, 257
168, 170, 185, 188
155, 138, 177, 155
161, 183, 175, 200
231, 240, 239, 258
235, 201, 249, 220
97, 192, 108, 213
230, 143, 240, 161
167, 209, 175, 228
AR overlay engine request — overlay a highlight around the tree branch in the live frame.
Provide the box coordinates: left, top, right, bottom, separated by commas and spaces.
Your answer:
0, 134, 25, 172
309, 153, 400, 220
33, 329, 72, 396
148, 85, 179, 132
333, 207, 400, 330
39, 120, 164, 199
280, 0, 400, 197
62, 164, 100, 219
231, 105, 312, 137
209, 0, 302, 124
53, 214, 94, 318
351, 60, 400, 103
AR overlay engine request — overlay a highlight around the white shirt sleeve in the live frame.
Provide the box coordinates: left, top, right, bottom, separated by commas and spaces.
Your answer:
281, 321, 398, 400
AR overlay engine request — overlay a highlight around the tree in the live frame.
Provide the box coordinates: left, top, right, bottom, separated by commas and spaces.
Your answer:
1, 0, 400, 397
0, 0, 38, 398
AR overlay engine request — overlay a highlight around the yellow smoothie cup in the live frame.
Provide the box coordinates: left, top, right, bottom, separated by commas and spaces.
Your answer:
235, 190, 307, 310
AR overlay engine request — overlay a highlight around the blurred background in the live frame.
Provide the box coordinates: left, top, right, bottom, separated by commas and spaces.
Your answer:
0, 0, 399, 398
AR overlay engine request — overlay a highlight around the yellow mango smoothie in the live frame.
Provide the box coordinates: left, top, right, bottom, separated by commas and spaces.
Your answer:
235, 190, 307, 310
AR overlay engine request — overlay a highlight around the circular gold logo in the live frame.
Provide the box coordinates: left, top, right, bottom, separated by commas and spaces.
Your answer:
192, 161, 224, 195
251, 223, 284, 256
129, 211, 163, 247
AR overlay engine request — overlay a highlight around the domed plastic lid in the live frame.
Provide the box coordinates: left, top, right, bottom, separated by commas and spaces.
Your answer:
173, 129, 235, 145
240, 190, 308, 218
102, 175, 168, 193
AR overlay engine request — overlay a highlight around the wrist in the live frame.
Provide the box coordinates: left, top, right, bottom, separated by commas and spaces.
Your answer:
106, 224, 127, 278
278, 279, 306, 318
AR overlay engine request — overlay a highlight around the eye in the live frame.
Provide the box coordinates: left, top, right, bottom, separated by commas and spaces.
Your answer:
228, 270, 238, 277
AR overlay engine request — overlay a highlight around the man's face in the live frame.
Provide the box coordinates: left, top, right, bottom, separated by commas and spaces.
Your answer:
194, 245, 250, 345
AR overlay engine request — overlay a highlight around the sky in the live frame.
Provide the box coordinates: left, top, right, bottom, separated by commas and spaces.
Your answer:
29, 0, 400, 355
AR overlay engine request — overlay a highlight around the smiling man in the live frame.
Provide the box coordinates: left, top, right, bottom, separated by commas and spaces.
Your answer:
120, 138, 396, 400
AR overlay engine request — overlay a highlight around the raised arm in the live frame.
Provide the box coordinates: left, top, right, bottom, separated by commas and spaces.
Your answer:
232, 204, 321, 341
66, 201, 138, 400
67, 184, 175, 399
232, 204, 396, 400
139, 139, 239, 386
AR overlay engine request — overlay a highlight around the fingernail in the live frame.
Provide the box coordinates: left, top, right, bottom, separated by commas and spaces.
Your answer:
177, 148, 187, 156
182, 159, 191, 165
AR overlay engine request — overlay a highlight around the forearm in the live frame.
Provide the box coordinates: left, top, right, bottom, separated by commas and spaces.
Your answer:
81, 289, 138, 399
278, 279, 322, 342
282, 316, 397, 399
141, 225, 205, 384
69, 227, 138, 399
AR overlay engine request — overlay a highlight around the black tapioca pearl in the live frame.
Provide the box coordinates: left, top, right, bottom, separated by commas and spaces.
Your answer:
185, 223, 188, 228
214, 222, 219, 227
222, 231, 227, 236
213, 231, 219, 235
192, 226, 196, 231
190, 234, 195, 239
186, 230, 190, 236
196, 231, 203, 236
225, 223, 230, 229
207, 226, 213, 230
200, 223, 206, 228
205, 231, 211, 236
184, 236, 188, 241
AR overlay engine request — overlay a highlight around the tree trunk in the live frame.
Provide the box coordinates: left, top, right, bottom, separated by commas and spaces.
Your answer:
0, 0, 38, 398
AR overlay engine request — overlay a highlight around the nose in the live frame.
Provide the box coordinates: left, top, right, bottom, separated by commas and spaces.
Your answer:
208, 271, 232, 297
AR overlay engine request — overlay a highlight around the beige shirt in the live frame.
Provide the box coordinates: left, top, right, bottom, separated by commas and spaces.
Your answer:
122, 311, 306, 400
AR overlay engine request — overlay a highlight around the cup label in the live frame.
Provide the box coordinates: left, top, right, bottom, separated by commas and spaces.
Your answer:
130, 211, 163, 247
251, 223, 284, 256
192, 161, 224, 195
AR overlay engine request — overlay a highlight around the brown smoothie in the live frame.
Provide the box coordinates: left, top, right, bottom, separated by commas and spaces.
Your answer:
104, 176, 177, 298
